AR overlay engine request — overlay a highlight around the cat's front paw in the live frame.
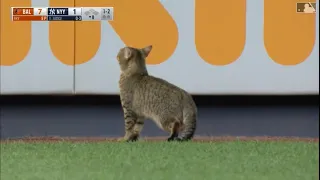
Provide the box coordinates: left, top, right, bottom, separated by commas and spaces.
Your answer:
129, 135, 139, 142
167, 137, 184, 142
117, 137, 128, 142
117, 135, 139, 142
167, 136, 181, 142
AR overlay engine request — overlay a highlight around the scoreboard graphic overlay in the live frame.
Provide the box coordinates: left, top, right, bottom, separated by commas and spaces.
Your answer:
11, 7, 114, 21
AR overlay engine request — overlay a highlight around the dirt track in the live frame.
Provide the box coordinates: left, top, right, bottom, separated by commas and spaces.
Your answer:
1, 136, 318, 143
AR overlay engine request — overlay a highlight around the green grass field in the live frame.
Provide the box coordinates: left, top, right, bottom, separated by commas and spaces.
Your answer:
1, 141, 318, 180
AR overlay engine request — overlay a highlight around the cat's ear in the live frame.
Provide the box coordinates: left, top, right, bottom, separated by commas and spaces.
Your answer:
141, 45, 152, 57
123, 47, 132, 60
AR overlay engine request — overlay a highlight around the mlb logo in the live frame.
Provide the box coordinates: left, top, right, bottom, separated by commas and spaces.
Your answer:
296, 2, 316, 13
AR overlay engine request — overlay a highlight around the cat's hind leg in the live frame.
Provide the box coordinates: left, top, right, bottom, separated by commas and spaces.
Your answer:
167, 121, 181, 142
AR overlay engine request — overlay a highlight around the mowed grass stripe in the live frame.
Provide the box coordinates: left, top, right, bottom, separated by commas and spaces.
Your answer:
1, 141, 318, 180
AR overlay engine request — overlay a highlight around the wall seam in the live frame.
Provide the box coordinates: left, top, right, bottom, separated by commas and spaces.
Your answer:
73, 0, 76, 95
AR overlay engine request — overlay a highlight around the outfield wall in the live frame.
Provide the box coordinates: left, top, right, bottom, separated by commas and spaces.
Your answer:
0, 0, 319, 95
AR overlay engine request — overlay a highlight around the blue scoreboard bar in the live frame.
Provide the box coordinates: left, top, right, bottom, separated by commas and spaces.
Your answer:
48, 16, 82, 21
47, 8, 69, 15
47, 7, 82, 21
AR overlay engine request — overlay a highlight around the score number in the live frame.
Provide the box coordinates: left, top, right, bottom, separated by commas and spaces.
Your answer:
34, 7, 47, 16
69, 8, 82, 16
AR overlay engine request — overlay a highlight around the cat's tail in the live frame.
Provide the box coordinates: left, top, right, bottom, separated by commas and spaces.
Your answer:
178, 107, 197, 141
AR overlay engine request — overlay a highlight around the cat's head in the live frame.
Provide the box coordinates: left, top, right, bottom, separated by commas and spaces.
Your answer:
116, 45, 152, 74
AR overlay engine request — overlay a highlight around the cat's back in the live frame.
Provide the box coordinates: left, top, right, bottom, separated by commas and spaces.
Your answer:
132, 74, 197, 122
132, 75, 190, 109
140, 75, 186, 96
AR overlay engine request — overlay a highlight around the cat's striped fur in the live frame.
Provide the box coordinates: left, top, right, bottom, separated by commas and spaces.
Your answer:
117, 45, 197, 142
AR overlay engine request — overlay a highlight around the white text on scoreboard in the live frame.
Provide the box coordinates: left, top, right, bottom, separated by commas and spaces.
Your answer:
11, 7, 114, 21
